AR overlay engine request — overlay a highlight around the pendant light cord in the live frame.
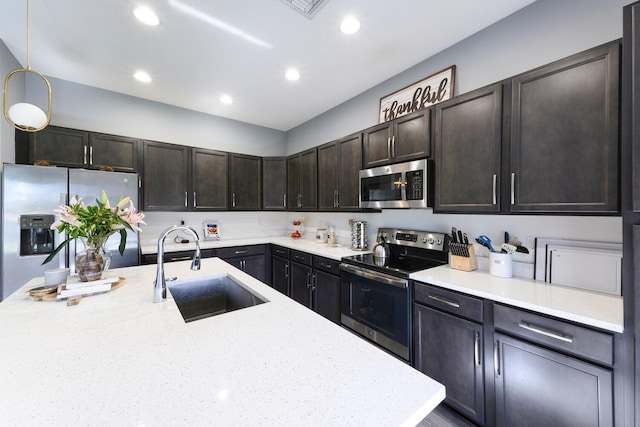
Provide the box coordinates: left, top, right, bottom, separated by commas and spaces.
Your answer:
26, 0, 31, 70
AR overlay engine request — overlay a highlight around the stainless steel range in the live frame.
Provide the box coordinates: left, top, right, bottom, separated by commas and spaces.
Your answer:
340, 228, 449, 362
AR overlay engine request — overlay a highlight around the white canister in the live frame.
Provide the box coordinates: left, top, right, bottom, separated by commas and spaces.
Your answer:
489, 252, 513, 278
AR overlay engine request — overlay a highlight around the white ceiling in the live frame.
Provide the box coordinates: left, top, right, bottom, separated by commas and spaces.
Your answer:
0, 0, 536, 131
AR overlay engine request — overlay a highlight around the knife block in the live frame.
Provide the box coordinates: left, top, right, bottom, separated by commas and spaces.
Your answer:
450, 245, 478, 272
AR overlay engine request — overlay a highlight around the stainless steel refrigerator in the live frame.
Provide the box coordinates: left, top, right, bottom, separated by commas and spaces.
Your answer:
1, 163, 140, 300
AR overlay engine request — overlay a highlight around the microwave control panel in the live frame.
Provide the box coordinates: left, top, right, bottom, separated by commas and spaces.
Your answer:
405, 170, 423, 200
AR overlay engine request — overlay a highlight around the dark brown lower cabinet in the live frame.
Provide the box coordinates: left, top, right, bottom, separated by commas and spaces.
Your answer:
494, 333, 613, 427
288, 250, 340, 324
217, 245, 267, 283
413, 283, 485, 425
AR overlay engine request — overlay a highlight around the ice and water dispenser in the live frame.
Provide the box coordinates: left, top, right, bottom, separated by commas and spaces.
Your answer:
19, 214, 55, 256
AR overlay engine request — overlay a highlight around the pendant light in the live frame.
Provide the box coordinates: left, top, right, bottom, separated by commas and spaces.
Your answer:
3, 0, 52, 132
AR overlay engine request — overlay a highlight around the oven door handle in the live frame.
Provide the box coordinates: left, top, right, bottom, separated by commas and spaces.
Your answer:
340, 263, 408, 289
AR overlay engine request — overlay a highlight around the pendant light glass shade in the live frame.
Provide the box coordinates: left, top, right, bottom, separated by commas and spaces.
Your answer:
3, 0, 52, 132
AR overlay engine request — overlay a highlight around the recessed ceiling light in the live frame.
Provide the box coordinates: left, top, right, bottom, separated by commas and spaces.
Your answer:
220, 95, 233, 105
285, 69, 301, 81
133, 71, 152, 83
340, 16, 360, 35
133, 6, 160, 26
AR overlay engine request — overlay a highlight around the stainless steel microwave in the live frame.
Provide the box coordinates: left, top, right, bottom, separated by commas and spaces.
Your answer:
359, 159, 431, 209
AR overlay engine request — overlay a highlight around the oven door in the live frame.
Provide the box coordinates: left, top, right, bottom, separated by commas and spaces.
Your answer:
340, 263, 411, 361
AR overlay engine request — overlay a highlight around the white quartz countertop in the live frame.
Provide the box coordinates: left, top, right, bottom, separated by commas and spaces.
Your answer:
140, 236, 369, 260
0, 258, 444, 426
411, 266, 623, 333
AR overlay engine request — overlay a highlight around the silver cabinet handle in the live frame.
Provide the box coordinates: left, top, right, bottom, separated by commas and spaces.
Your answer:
518, 322, 573, 343
232, 193, 236, 208
83, 145, 88, 164
427, 294, 460, 308
492, 174, 497, 205
391, 135, 396, 158
89, 146, 93, 165
284, 263, 289, 279
298, 193, 302, 208
494, 340, 500, 376
234, 250, 248, 255
510, 172, 515, 205
283, 194, 287, 208
170, 256, 192, 261
387, 137, 391, 159
193, 192, 197, 208
184, 191, 187, 208
474, 331, 481, 367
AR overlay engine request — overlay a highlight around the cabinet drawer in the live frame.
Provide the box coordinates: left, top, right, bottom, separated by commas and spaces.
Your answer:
290, 250, 312, 266
272, 245, 290, 258
494, 304, 614, 366
217, 245, 265, 259
313, 256, 340, 275
142, 248, 215, 265
414, 282, 483, 323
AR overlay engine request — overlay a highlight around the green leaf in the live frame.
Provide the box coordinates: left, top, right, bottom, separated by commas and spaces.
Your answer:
42, 237, 73, 265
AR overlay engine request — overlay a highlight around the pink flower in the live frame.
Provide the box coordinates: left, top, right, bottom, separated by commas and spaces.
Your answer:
119, 201, 146, 232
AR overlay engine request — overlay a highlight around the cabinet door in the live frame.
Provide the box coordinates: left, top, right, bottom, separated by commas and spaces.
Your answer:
23, 126, 88, 167
230, 154, 261, 210
290, 261, 312, 307
89, 133, 140, 172
414, 304, 485, 424
192, 148, 227, 210
243, 254, 266, 282
263, 157, 287, 210
143, 141, 189, 211
494, 333, 613, 427
317, 141, 338, 211
336, 133, 363, 210
363, 122, 393, 168
272, 256, 290, 295
434, 84, 503, 213
510, 42, 620, 214
300, 148, 317, 210
287, 155, 301, 209
392, 109, 430, 163
313, 270, 341, 324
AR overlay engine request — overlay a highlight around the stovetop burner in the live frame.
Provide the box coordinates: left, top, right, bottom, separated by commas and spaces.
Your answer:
341, 228, 449, 278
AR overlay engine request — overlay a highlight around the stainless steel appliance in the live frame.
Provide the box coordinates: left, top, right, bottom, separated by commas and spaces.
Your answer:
359, 159, 431, 209
340, 228, 448, 362
1, 164, 140, 300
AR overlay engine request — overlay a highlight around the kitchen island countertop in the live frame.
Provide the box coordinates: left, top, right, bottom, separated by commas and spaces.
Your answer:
0, 258, 444, 426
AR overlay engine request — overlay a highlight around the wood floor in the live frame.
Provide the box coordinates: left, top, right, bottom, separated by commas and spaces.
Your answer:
417, 404, 477, 427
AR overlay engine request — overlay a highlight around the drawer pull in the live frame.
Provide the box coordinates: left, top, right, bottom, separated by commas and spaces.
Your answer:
427, 294, 460, 308
320, 262, 332, 269
474, 331, 481, 367
518, 322, 573, 343
170, 256, 191, 261
234, 250, 248, 255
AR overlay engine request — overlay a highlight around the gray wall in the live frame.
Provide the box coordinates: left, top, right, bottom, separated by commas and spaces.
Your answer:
0, 39, 22, 168
20, 74, 287, 158
285, 0, 633, 153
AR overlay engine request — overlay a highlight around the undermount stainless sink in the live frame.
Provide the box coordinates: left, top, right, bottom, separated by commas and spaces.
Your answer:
168, 274, 268, 322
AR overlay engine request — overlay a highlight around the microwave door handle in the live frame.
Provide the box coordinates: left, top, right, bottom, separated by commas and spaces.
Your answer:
400, 172, 407, 201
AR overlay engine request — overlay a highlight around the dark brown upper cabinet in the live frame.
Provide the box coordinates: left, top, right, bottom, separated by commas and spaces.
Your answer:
287, 148, 317, 211
363, 108, 430, 168
317, 132, 363, 211
262, 157, 287, 210
16, 126, 140, 173
143, 141, 190, 211
192, 148, 228, 210
229, 153, 262, 210
434, 83, 504, 213
510, 41, 620, 214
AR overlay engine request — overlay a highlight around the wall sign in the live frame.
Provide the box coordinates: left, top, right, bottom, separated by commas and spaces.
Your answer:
379, 65, 456, 123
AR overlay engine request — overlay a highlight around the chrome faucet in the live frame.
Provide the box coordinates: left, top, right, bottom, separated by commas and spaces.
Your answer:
153, 225, 201, 303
